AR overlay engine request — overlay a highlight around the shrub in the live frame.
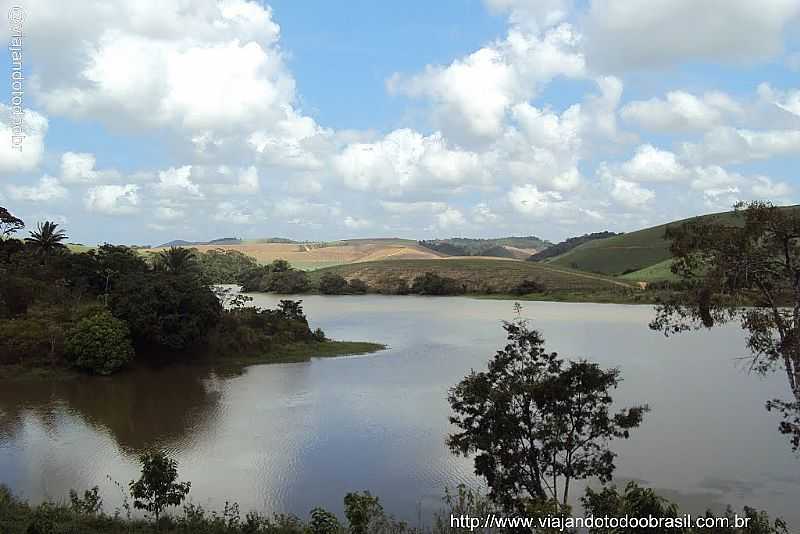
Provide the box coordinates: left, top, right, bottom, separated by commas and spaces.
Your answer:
348, 278, 368, 294
0, 317, 60, 365
511, 279, 547, 295
64, 310, 134, 375
318, 272, 349, 294
410, 272, 465, 295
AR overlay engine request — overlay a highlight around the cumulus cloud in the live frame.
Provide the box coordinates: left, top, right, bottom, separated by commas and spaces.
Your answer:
343, 215, 370, 230
436, 207, 466, 229
85, 184, 139, 214
7, 175, 67, 202
0, 105, 48, 175
508, 184, 568, 217
620, 145, 687, 182
334, 129, 483, 193
621, 91, 742, 132
60, 151, 122, 184
152, 165, 203, 198
681, 127, 800, 165
585, 0, 800, 70
388, 24, 584, 140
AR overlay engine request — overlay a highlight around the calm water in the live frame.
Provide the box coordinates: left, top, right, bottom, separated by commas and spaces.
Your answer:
1, 295, 798, 526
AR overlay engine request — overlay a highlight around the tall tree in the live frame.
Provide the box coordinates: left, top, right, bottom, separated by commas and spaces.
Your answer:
650, 201, 800, 450
0, 206, 24, 238
25, 220, 68, 255
447, 313, 647, 513
157, 246, 198, 275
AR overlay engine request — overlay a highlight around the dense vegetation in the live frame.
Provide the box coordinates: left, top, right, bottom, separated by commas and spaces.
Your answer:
527, 231, 619, 262
418, 236, 550, 258
0, 207, 367, 377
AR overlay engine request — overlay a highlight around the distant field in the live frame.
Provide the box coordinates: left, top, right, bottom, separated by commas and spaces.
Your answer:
143, 240, 446, 270
309, 258, 637, 293
619, 259, 677, 282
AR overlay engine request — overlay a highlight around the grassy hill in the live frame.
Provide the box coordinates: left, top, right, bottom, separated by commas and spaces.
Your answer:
543, 208, 787, 276
418, 236, 550, 260
309, 258, 637, 294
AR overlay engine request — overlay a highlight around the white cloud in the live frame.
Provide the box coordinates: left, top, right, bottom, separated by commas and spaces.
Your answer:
508, 184, 567, 217
388, 24, 584, 139
85, 184, 139, 214
436, 208, 466, 229
343, 215, 370, 230
472, 203, 499, 224
620, 145, 687, 182
60, 151, 122, 184
758, 83, 800, 117
380, 200, 448, 214
608, 178, 655, 209
621, 91, 742, 132
484, 0, 571, 31
0, 105, 48, 175
334, 129, 483, 193
214, 201, 255, 224
153, 165, 203, 198
751, 176, 792, 199
585, 0, 800, 70
681, 127, 800, 164
7, 175, 67, 202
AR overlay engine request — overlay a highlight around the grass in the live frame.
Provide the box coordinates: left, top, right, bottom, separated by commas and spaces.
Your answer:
543, 208, 768, 276
310, 258, 638, 293
206, 340, 386, 366
619, 258, 677, 282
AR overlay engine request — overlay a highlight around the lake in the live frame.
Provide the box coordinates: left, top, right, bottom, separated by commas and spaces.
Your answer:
1, 295, 798, 527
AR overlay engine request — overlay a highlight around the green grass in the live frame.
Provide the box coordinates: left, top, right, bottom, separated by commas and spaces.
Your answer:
207, 340, 386, 366
544, 207, 789, 276
619, 258, 677, 282
310, 258, 637, 293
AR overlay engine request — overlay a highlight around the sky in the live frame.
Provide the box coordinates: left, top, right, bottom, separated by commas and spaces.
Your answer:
0, 0, 799, 245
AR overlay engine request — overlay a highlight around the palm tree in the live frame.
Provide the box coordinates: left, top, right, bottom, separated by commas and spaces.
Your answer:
26, 221, 68, 255
158, 246, 198, 275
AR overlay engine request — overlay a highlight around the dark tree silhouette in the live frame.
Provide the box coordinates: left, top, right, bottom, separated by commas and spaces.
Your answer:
25, 221, 68, 255
448, 314, 647, 512
650, 201, 800, 451
157, 246, 198, 275
0, 206, 24, 237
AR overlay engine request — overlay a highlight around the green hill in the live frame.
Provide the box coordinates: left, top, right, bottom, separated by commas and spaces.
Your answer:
309, 258, 636, 294
544, 208, 782, 276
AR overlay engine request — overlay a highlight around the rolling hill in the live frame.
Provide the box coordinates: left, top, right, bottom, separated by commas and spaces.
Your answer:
309, 258, 637, 293
544, 206, 800, 277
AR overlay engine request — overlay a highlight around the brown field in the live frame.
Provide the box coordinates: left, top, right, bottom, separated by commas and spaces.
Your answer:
144, 241, 447, 270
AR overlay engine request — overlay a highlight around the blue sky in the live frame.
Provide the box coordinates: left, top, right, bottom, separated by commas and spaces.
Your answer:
0, 0, 799, 245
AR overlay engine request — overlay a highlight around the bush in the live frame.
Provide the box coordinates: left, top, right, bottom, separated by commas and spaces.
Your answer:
511, 279, 547, 295
348, 278, 369, 294
0, 317, 61, 365
318, 272, 349, 294
64, 310, 134, 375
410, 272, 465, 295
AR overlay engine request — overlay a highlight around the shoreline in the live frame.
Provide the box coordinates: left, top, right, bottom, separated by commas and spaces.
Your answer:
0, 340, 387, 382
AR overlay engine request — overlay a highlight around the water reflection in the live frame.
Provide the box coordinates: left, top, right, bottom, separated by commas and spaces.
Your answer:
0, 364, 225, 452
0, 295, 798, 527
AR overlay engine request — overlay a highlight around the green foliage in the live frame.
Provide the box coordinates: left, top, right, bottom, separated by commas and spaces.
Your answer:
110, 273, 222, 353
196, 248, 258, 284
318, 272, 349, 294
156, 247, 199, 275
650, 201, 800, 451
25, 220, 68, 256
129, 452, 191, 522
583, 481, 788, 534
511, 278, 547, 295
69, 487, 103, 516
308, 508, 341, 533
64, 310, 134, 375
347, 278, 368, 294
239, 260, 310, 293
410, 272, 464, 295
448, 315, 648, 512
0, 316, 62, 365
0, 205, 24, 237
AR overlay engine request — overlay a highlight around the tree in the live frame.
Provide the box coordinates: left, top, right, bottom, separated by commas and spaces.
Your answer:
650, 201, 800, 450
447, 314, 648, 513
64, 310, 135, 375
157, 246, 199, 275
129, 451, 191, 524
318, 272, 349, 294
25, 221, 68, 256
0, 206, 24, 238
